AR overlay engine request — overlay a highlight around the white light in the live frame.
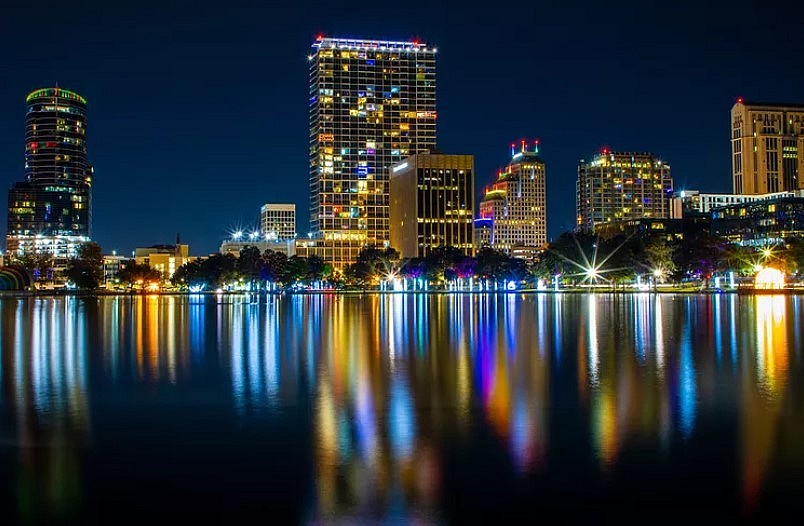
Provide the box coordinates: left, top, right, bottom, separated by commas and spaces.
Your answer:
392, 162, 408, 173
233, 231, 243, 240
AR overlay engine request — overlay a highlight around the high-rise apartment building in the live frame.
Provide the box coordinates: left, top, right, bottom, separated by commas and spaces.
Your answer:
389, 153, 474, 258
476, 142, 547, 254
7, 87, 92, 258
260, 203, 296, 241
731, 99, 804, 194
576, 150, 672, 233
307, 36, 437, 271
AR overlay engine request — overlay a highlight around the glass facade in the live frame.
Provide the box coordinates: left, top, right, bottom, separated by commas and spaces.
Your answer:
576, 151, 672, 234
260, 203, 296, 241
307, 37, 437, 271
7, 87, 92, 258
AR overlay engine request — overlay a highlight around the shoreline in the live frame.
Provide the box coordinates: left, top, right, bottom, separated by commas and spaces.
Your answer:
1, 288, 802, 298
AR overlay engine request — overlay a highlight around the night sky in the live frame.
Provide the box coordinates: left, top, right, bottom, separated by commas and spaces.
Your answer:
1, 3, 803, 255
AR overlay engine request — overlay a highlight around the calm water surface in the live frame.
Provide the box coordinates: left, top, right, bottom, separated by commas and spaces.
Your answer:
1, 293, 803, 523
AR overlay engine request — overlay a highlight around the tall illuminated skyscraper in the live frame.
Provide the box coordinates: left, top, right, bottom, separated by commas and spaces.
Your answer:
306, 36, 437, 271
6, 87, 92, 259
731, 99, 804, 194
476, 142, 547, 256
576, 150, 672, 233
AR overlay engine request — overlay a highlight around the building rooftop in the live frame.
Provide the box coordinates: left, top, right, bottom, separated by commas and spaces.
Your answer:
735, 100, 804, 110
26, 87, 87, 105
312, 36, 433, 52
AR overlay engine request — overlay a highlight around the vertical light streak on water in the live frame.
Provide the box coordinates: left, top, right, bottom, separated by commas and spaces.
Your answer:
31, 300, 45, 414
76, 299, 88, 420
147, 296, 159, 379
50, 302, 63, 410
506, 293, 517, 354
388, 373, 415, 462
110, 297, 120, 381
245, 303, 260, 406
135, 298, 144, 379
306, 296, 319, 391
387, 295, 397, 364
265, 301, 279, 404
792, 296, 801, 360
14, 300, 25, 408
189, 298, 204, 366
230, 302, 245, 415
553, 294, 562, 365
729, 294, 738, 368
587, 297, 599, 388
655, 295, 665, 380
634, 294, 647, 363
713, 294, 723, 365
537, 293, 547, 358
679, 306, 697, 439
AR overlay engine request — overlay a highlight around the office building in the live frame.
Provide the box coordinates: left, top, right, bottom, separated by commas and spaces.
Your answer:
670, 189, 804, 218
476, 142, 547, 254
712, 195, 804, 246
306, 36, 437, 270
731, 99, 804, 194
7, 87, 92, 259
576, 150, 673, 233
260, 203, 296, 241
135, 242, 193, 279
389, 153, 474, 258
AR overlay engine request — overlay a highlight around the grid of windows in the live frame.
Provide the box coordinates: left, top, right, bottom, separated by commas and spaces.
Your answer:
307, 37, 437, 271
260, 203, 296, 241
476, 147, 547, 254
389, 154, 474, 258
731, 101, 804, 195
576, 151, 673, 234
7, 87, 92, 257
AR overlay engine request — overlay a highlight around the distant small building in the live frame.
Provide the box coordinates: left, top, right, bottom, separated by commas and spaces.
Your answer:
260, 203, 296, 241
102, 254, 127, 289
135, 242, 193, 278
219, 239, 296, 258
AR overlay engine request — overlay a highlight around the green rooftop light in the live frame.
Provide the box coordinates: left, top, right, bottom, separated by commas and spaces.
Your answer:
26, 87, 87, 105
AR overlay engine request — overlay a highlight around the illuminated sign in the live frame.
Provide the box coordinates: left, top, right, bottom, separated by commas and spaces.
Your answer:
392, 162, 408, 173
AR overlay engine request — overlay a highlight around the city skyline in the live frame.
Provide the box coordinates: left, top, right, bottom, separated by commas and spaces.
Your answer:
0, 5, 803, 255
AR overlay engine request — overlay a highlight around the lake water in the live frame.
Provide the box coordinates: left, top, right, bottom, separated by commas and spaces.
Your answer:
1, 293, 803, 523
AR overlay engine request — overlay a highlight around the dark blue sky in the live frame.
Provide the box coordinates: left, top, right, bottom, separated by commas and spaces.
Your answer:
1, 3, 803, 255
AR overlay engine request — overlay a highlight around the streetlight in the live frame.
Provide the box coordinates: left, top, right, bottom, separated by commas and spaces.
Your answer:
249, 231, 259, 240
232, 230, 243, 241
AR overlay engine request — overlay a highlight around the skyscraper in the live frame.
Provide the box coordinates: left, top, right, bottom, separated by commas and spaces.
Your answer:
7, 87, 92, 259
260, 203, 296, 241
731, 99, 804, 194
476, 142, 547, 255
389, 153, 474, 258
576, 150, 672, 233
307, 36, 437, 271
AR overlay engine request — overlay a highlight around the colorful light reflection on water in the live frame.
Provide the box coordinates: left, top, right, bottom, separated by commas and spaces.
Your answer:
0, 293, 803, 522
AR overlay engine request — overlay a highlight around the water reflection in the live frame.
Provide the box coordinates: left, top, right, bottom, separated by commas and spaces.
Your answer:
0, 293, 803, 522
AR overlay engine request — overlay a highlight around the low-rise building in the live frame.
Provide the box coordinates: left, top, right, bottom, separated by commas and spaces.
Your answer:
711, 195, 804, 246
135, 243, 194, 279
219, 239, 296, 258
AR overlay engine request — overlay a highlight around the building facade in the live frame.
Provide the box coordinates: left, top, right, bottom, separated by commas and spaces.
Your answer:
670, 189, 804, 218
306, 36, 437, 270
476, 143, 547, 254
7, 87, 92, 259
389, 153, 474, 258
260, 203, 296, 241
576, 150, 673, 233
135, 244, 192, 279
219, 239, 296, 258
731, 100, 804, 194
712, 196, 804, 246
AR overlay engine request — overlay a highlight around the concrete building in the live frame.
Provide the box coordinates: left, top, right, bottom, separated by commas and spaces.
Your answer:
731, 99, 804, 194
576, 150, 673, 233
102, 253, 126, 289
135, 243, 193, 279
389, 153, 474, 258
305, 36, 437, 271
476, 142, 547, 255
260, 203, 296, 241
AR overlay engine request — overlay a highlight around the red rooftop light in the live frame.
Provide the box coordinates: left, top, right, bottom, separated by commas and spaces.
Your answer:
737, 97, 744, 104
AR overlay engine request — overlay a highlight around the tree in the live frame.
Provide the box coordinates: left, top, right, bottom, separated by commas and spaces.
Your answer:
118, 261, 162, 287
237, 246, 264, 285
344, 246, 400, 287
172, 253, 237, 289
306, 255, 329, 283
16, 253, 56, 284
262, 250, 290, 284
286, 255, 310, 285
64, 242, 104, 289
